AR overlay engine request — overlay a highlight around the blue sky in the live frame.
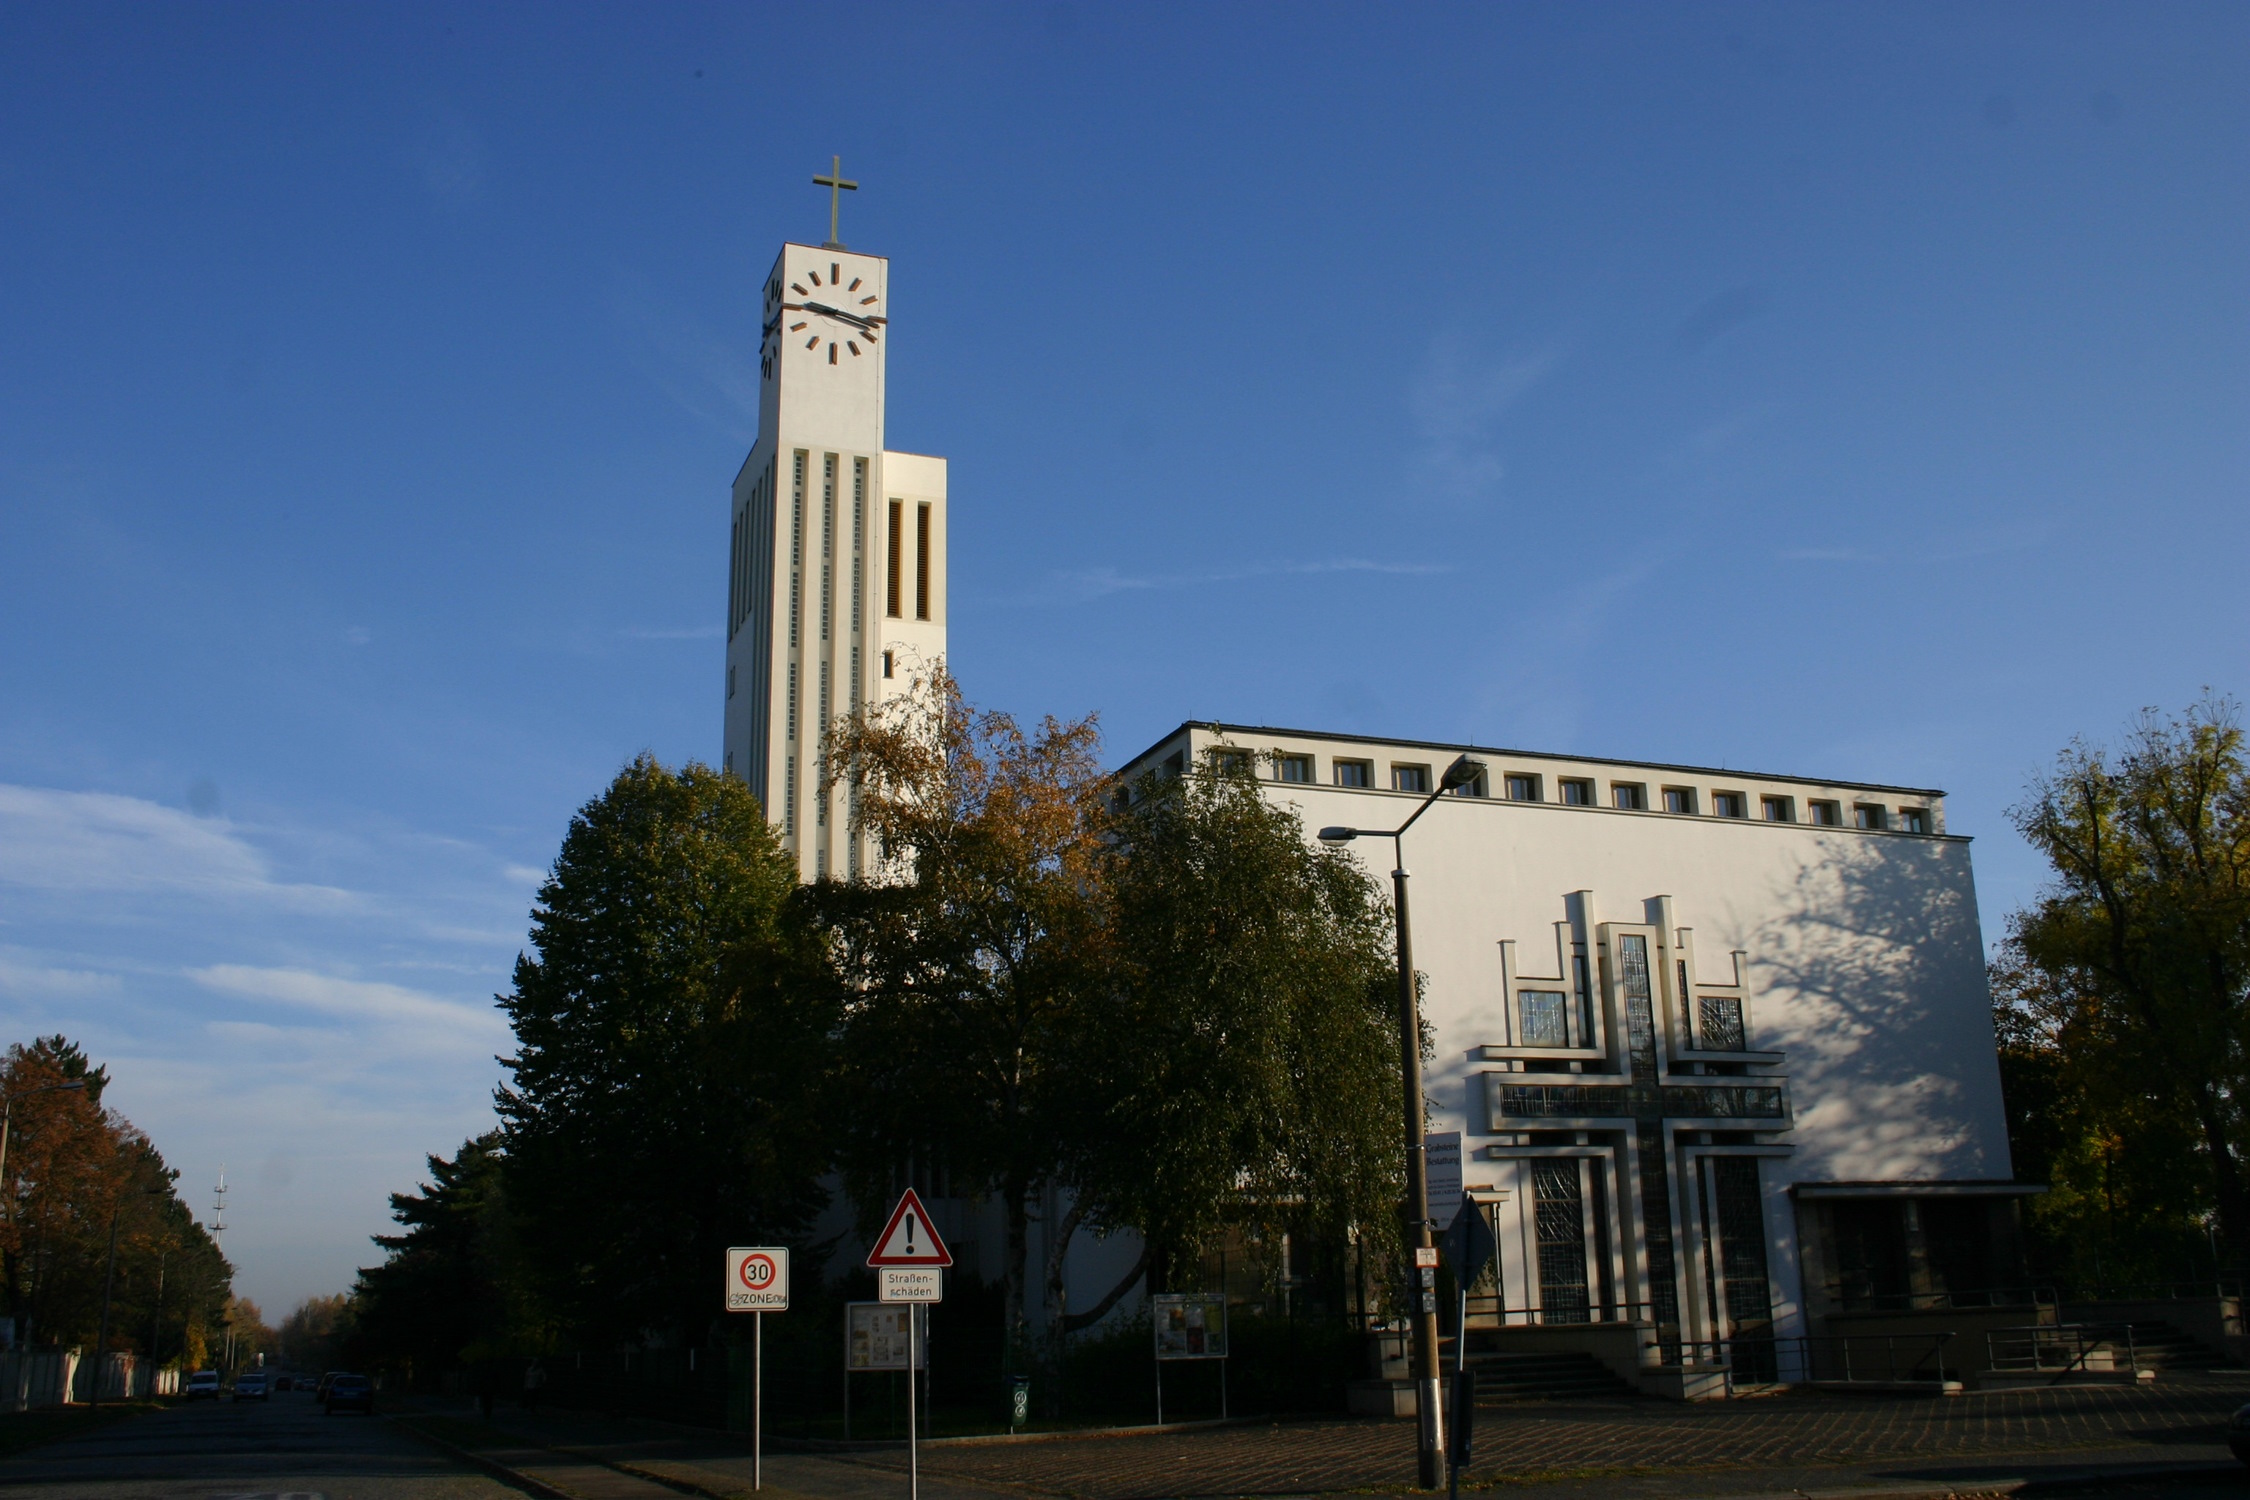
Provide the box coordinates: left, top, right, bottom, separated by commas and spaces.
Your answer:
3, 2, 2245, 1316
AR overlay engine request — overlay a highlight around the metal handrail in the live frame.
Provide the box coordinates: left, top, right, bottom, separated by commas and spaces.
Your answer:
1820, 1283, 2058, 1314
1986, 1322, 2141, 1376
1648, 1333, 1954, 1388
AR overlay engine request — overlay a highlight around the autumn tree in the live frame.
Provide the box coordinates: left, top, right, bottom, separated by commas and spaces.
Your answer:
813, 666, 1112, 1365
1994, 696, 2250, 1282
0, 1037, 228, 1360
279, 1292, 355, 1372
497, 755, 838, 1347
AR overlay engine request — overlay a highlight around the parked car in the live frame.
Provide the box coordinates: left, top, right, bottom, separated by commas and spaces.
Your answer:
2231, 1403, 2250, 1465
324, 1373, 373, 1415
272, 1374, 293, 1392
314, 1371, 343, 1402
184, 1370, 221, 1400
233, 1371, 270, 1401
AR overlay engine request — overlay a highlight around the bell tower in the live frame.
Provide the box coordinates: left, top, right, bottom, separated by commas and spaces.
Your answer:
723, 162, 948, 881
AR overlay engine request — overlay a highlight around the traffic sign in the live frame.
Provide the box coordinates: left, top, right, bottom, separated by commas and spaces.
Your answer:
866, 1188, 953, 1267
879, 1266, 943, 1303
726, 1247, 790, 1312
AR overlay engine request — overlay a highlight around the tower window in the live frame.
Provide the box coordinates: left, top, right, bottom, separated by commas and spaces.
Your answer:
727, 664, 735, 700
1334, 759, 1372, 788
916, 503, 931, 620
1854, 804, 1888, 831
1275, 754, 1312, 784
1613, 783, 1646, 811
1809, 799, 1841, 826
882, 650, 894, 679
1505, 773, 1540, 802
887, 500, 903, 617
1712, 791, 1746, 818
1762, 795, 1794, 823
1900, 808, 1930, 834
1559, 778, 1592, 805
1663, 787, 1697, 815
1392, 764, 1431, 794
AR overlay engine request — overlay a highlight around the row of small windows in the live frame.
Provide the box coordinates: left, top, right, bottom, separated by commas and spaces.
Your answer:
1213, 749, 1931, 834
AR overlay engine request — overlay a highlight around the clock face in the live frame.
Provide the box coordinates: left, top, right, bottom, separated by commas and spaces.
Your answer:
763, 259, 883, 376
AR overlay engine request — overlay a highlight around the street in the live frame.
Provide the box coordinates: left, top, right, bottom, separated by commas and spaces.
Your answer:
0, 1389, 512, 1500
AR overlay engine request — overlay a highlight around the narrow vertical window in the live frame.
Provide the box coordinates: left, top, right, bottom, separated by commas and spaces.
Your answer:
887, 500, 903, 618
915, 502, 931, 620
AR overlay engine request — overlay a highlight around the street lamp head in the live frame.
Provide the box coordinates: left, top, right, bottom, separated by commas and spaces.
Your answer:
1441, 754, 1487, 792
1316, 826, 1357, 846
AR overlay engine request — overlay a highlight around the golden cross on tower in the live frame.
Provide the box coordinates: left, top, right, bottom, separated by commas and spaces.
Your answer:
813, 155, 858, 250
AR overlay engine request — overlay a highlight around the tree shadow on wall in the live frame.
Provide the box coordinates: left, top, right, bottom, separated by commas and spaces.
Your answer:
1737, 834, 2005, 1183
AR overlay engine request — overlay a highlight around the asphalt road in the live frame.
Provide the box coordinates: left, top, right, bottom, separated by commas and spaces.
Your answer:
0, 1389, 516, 1500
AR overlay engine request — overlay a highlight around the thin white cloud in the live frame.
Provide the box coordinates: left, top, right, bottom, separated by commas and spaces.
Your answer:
1026, 557, 1450, 607
1410, 335, 1564, 500
0, 785, 351, 907
502, 864, 547, 887
188, 964, 506, 1042
0, 953, 123, 1000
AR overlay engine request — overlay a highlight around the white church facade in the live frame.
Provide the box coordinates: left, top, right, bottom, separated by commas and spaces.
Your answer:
723, 204, 2029, 1394
1112, 725, 2031, 1391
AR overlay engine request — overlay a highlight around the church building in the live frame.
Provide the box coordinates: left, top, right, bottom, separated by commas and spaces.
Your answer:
724, 193, 2027, 1395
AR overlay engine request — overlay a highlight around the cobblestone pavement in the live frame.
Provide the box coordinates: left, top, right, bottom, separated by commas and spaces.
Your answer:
844, 1377, 2250, 1499
425, 1376, 2250, 1500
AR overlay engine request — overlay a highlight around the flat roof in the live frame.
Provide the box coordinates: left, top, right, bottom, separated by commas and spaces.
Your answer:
1117, 721, 1947, 799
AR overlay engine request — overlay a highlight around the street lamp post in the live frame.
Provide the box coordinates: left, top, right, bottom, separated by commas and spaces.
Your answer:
1321, 752, 1486, 1492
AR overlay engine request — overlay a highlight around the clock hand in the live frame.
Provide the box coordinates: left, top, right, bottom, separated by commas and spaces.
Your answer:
802, 301, 880, 334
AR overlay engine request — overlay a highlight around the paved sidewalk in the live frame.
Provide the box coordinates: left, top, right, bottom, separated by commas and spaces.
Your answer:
399, 1373, 2250, 1500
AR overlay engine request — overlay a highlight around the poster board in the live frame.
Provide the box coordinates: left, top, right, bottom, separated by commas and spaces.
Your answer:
846, 1301, 927, 1370
1151, 1292, 1228, 1360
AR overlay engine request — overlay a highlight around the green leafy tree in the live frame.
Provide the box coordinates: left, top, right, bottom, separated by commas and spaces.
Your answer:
1995, 696, 2250, 1282
497, 755, 837, 1346
351, 1134, 521, 1380
1066, 759, 1405, 1335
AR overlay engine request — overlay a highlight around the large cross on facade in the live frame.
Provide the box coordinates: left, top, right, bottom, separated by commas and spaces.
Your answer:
814, 155, 858, 249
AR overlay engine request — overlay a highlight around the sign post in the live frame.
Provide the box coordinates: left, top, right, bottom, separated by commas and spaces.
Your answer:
867, 1190, 951, 1500
726, 1247, 790, 1491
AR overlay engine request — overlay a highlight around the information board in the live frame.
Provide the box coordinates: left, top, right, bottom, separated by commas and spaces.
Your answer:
846, 1301, 927, 1371
1151, 1292, 1228, 1360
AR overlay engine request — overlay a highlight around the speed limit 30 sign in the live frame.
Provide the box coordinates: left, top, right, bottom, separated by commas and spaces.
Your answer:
726, 1247, 790, 1312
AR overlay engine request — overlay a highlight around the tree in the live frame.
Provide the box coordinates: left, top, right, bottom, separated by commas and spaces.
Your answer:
497, 755, 837, 1347
1995, 696, 2250, 1280
0, 1037, 228, 1358
352, 1134, 519, 1380
279, 1292, 355, 1373
815, 667, 1112, 1366
1070, 758, 1406, 1334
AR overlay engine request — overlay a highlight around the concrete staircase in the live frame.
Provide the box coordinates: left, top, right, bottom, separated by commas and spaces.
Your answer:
1458, 1348, 1638, 1402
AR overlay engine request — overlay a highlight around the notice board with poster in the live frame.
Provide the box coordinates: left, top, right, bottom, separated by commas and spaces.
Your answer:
846, 1301, 927, 1370
1151, 1292, 1228, 1360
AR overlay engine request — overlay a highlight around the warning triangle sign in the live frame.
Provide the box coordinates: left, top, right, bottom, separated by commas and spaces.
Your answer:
866, 1187, 953, 1267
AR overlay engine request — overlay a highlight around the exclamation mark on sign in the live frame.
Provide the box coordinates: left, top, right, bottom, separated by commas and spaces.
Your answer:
906, 1214, 916, 1254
